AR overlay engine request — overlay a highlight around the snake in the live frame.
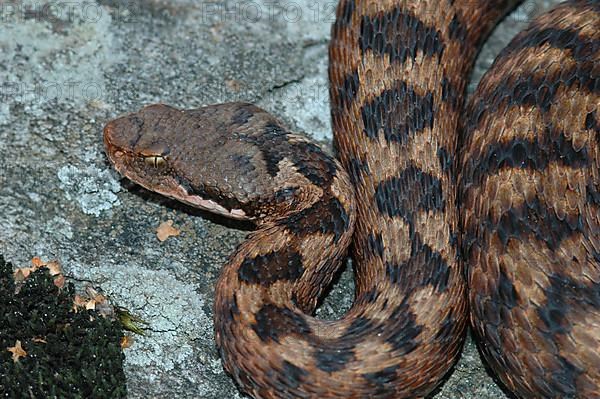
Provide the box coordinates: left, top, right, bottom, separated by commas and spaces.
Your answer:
102, 0, 600, 398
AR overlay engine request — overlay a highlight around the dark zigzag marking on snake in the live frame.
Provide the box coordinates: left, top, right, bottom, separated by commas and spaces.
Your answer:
523, 273, 593, 393
356, 287, 379, 305
537, 273, 600, 336
461, 129, 590, 258
471, 61, 598, 125
333, 70, 361, 111
384, 299, 423, 353
470, 272, 518, 360
500, 24, 600, 65
477, 0, 522, 22
240, 123, 288, 177
241, 122, 338, 186
496, 268, 519, 310
482, 197, 583, 251
310, 303, 421, 374
587, 110, 600, 133
386, 233, 450, 293
474, 273, 519, 347
448, 13, 468, 42
465, 129, 590, 186
252, 304, 312, 343
333, 0, 355, 29
252, 299, 422, 373
375, 165, 445, 219
539, 356, 582, 398
278, 360, 309, 390
238, 247, 304, 285
346, 155, 370, 185
314, 299, 423, 374
282, 195, 350, 244
437, 146, 455, 181
474, 269, 519, 331
367, 232, 384, 258
462, 196, 583, 257
362, 365, 401, 397
435, 310, 459, 343
254, 296, 422, 369
311, 319, 373, 373
361, 81, 435, 143
359, 7, 444, 63
479, 271, 595, 397
314, 346, 356, 373
447, 0, 520, 45
217, 291, 240, 326
470, 30, 599, 127
441, 75, 462, 112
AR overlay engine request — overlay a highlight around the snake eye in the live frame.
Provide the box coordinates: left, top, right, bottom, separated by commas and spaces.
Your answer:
143, 155, 167, 168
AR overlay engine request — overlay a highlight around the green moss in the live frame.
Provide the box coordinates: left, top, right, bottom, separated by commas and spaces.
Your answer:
0, 255, 127, 398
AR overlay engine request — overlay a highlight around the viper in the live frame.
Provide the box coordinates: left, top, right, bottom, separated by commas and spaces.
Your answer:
103, 0, 600, 398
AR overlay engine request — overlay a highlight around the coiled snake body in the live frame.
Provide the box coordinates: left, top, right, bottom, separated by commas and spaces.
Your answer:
103, 0, 600, 398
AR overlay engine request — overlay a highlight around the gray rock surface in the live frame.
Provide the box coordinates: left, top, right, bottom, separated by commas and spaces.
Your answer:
0, 0, 562, 397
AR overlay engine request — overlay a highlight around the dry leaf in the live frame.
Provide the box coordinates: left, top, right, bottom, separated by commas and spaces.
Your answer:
85, 300, 96, 310
93, 293, 106, 304
73, 294, 87, 308
46, 261, 62, 276
31, 257, 45, 267
73, 294, 87, 310
120, 335, 134, 349
13, 266, 35, 280
7, 340, 27, 362
86, 287, 107, 306
32, 337, 47, 344
53, 274, 66, 289
156, 220, 180, 241
13, 268, 28, 282
14, 258, 64, 283
73, 287, 113, 317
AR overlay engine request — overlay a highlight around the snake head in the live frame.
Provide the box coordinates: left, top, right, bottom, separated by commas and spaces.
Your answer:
103, 103, 254, 220
104, 102, 341, 223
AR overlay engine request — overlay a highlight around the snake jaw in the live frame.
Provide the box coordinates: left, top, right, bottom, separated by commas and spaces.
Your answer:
155, 181, 250, 220
106, 143, 250, 221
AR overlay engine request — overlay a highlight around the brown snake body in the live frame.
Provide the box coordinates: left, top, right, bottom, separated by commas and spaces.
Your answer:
103, 0, 600, 398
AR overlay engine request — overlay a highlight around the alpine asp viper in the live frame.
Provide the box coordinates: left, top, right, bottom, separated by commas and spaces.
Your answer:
103, 0, 600, 397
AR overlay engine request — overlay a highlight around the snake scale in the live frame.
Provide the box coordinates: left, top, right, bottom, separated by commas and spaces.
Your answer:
103, 0, 600, 398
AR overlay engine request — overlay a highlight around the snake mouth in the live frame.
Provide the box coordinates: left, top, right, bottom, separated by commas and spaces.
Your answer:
157, 182, 250, 220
